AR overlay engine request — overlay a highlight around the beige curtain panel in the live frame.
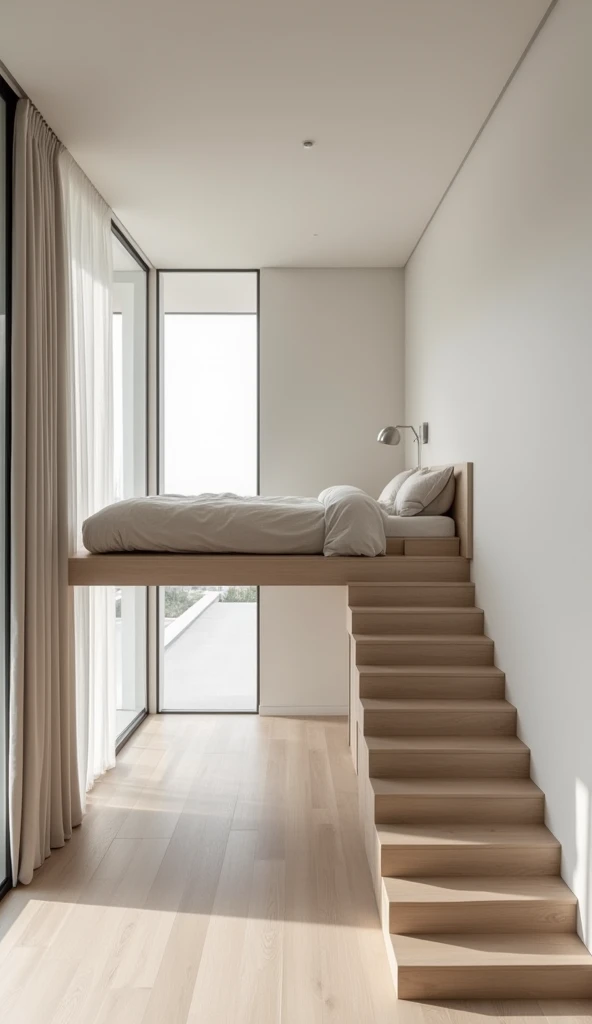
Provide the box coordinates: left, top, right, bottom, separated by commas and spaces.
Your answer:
9, 100, 82, 884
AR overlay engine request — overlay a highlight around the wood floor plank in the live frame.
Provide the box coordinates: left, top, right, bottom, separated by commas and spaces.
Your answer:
0, 898, 51, 957
47, 906, 129, 1024
89, 986, 152, 1024
0, 943, 44, 1016
140, 912, 212, 1024
18, 898, 75, 949
185, 831, 257, 1015
237, 857, 285, 1024
280, 720, 325, 1024
232, 719, 272, 831
8, 953, 80, 1024
140, 730, 241, 1023
107, 909, 175, 990
186, 829, 258, 1024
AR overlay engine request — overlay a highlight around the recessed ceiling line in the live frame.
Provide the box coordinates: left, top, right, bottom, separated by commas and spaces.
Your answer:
404, 0, 559, 268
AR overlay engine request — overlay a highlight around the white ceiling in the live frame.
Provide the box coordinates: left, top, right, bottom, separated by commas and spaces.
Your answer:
1, 0, 549, 268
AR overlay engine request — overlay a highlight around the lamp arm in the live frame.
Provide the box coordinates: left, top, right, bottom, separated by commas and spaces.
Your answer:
395, 425, 420, 445
395, 425, 422, 468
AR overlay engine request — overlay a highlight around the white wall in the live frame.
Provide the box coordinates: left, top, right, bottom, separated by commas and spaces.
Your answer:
405, 0, 592, 943
260, 269, 405, 714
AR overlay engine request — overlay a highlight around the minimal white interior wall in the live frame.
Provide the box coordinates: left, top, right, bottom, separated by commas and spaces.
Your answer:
405, 0, 592, 944
259, 269, 405, 714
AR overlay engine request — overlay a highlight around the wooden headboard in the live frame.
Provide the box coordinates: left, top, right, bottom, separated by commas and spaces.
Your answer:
450, 462, 473, 559
402, 461, 473, 558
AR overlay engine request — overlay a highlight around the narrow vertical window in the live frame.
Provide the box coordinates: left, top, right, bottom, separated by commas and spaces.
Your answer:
159, 272, 258, 712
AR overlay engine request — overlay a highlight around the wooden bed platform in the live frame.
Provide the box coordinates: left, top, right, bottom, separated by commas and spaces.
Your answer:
68, 463, 472, 586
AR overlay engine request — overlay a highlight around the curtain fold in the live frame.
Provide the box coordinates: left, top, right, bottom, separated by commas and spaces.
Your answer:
9, 100, 82, 884
60, 151, 116, 799
10, 100, 116, 884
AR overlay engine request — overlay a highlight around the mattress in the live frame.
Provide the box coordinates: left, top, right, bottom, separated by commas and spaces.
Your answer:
384, 515, 455, 538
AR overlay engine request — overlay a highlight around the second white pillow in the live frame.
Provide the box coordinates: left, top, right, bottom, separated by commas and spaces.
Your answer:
377, 468, 417, 514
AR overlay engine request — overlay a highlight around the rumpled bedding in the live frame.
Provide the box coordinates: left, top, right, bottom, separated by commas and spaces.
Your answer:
82, 486, 387, 557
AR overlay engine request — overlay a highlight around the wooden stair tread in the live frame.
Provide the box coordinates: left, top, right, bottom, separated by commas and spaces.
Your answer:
371, 778, 543, 797
358, 665, 504, 676
350, 581, 472, 588
350, 605, 483, 612
383, 875, 576, 905
379, 556, 468, 562
354, 634, 492, 643
376, 823, 560, 848
362, 698, 514, 712
391, 931, 592, 967
366, 735, 527, 752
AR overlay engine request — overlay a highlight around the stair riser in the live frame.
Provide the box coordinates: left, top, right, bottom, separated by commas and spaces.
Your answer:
364, 710, 516, 736
355, 640, 494, 666
397, 966, 592, 1001
351, 610, 484, 635
358, 561, 471, 583
359, 675, 505, 700
388, 901, 576, 935
374, 796, 544, 825
381, 845, 561, 878
369, 750, 529, 778
349, 583, 475, 607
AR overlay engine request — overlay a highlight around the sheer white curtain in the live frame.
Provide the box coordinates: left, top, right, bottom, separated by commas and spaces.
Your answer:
60, 152, 117, 801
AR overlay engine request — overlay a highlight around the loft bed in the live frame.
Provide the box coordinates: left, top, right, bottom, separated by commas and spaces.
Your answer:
68, 463, 473, 586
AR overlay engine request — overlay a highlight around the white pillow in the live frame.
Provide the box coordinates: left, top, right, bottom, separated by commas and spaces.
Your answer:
394, 465, 455, 517
421, 472, 456, 516
377, 469, 417, 514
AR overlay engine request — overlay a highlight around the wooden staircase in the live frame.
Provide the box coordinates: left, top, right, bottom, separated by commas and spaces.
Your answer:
347, 550, 592, 1000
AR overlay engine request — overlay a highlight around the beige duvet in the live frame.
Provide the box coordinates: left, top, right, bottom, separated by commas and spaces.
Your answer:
82, 486, 387, 557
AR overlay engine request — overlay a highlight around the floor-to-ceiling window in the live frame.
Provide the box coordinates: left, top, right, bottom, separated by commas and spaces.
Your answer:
0, 79, 15, 896
112, 228, 149, 744
158, 272, 258, 712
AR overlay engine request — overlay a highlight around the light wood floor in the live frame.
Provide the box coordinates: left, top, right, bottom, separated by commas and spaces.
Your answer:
0, 714, 590, 1023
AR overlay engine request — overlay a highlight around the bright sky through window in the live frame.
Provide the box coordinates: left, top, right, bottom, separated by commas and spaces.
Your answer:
163, 314, 257, 495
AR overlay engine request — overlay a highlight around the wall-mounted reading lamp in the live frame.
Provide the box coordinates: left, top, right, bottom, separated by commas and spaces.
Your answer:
377, 423, 429, 469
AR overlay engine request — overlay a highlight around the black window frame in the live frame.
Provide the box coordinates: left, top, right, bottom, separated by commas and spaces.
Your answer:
0, 74, 18, 901
111, 222, 151, 752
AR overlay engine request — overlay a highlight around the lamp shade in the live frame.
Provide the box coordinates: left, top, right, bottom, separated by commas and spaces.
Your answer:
377, 426, 401, 446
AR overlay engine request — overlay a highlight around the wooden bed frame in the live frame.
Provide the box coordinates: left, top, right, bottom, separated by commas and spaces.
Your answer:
68, 462, 473, 586
450, 461, 473, 559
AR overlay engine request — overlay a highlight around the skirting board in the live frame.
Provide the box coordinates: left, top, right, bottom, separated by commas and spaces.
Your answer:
259, 705, 348, 717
